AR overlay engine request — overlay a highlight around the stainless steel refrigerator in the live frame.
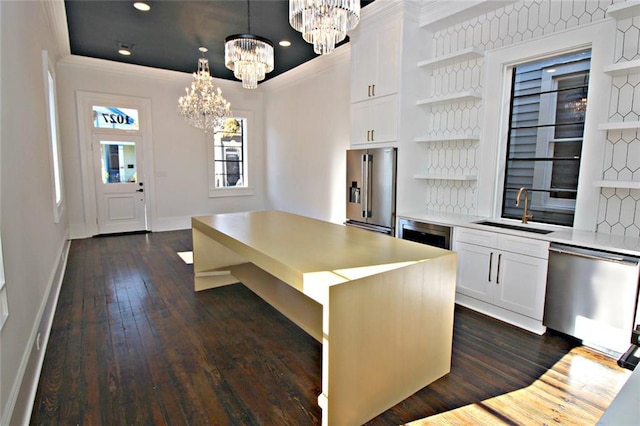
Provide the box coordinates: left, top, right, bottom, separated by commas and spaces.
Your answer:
345, 147, 397, 235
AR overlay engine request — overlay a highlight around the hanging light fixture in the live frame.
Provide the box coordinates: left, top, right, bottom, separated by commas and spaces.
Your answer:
289, 0, 360, 55
225, 0, 274, 89
177, 47, 231, 132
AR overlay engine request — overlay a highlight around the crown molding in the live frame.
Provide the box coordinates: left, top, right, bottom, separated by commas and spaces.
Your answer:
40, 0, 70, 59
260, 43, 351, 91
59, 54, 192, 81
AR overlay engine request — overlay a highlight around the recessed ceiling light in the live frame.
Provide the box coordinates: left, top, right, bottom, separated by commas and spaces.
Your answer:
279, 40, 292, 47
133, 2, 150, 12
546, 68, 556, 73
117, 42, 134, 56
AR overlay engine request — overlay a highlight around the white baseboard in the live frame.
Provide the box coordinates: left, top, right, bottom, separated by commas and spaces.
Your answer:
152, 215, 191, 232
4, 237, 71, 426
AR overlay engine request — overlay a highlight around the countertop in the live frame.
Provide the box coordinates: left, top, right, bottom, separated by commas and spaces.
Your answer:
398, 211, 640, 256
193, 210, 453, 289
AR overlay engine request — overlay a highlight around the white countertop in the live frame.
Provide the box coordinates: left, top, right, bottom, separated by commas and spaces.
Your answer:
398, 211, 640, 256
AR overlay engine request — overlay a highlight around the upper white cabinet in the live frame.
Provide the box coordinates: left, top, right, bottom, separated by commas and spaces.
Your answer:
350, 18, 401, 104
351, 95, 398, 144
349, 2, 418, 147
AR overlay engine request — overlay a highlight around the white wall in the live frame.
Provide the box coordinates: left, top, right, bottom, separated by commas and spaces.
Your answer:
262, 47, 352, 224
56, 57, 267, 237
0, 1, 70, 424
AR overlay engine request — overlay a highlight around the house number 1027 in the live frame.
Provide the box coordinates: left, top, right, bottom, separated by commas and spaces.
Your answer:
102, 113, 133, 125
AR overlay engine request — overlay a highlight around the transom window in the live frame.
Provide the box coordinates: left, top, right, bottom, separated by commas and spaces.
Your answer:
92, 106, 139, 131
502, 50, 591, 227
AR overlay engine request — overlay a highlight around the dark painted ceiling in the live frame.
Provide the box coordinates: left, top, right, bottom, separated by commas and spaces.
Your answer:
64, 1, 374, 84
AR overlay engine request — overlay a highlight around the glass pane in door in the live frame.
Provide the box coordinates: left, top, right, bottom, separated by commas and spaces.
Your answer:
100, 141, 137, 183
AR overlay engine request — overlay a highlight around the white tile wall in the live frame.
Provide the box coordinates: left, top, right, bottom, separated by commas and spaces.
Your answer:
420, 0, 640, 238
599, 8, 640, 237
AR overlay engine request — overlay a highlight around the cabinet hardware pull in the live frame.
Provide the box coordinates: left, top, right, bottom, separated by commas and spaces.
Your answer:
371, 129, 374, 141
488, 252, 493, 282
367, 85, 371, 97
371, 84, 375, 97
496, 253, 502, 284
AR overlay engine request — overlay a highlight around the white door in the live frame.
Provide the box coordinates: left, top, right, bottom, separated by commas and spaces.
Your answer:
93, 134, 146, 234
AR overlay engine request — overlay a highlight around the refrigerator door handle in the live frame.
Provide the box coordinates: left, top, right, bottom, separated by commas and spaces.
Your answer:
363, 154, 373, 218
361, 155, 368, 218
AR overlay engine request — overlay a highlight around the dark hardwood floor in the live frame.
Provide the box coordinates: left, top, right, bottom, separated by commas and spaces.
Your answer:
31, 230, 630, 425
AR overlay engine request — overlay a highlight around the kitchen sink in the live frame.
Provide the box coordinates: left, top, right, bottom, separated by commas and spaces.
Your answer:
474, 220, 554, 235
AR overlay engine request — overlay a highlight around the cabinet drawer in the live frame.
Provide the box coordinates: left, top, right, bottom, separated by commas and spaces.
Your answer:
454, 227, 498, 247
498, 234, 549, 259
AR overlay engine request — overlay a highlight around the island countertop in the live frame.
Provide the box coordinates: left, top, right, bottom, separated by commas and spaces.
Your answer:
192, 210, 452, 302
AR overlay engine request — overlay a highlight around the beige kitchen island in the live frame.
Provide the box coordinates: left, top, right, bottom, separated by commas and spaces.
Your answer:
191, 210, 457, 425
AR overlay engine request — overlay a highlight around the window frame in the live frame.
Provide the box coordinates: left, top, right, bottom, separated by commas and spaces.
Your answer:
207, 110, 254, 198
479, 20, 614, 231
501, 52, 591, 226
43, 50, 64, 223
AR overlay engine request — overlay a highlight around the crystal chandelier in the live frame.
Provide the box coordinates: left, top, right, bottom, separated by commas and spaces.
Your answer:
225, 1, 274, 89
289, 0, 360, 55
177, 47, 231, 132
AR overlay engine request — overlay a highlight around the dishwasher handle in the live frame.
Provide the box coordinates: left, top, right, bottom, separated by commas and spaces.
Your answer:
549, 244, 640, 266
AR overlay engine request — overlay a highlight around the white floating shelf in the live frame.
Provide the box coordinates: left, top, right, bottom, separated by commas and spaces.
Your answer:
598, 121, 640, 131
607, 0, 640, 20
603, 59, 640, 76
418, 48, 485, 69
415, 134, 480, 143
594, 180, 640, 189
417, 91, 482, 107
414, 174, 478, 181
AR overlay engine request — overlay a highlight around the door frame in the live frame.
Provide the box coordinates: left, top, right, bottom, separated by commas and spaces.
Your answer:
75, 91, 155, 237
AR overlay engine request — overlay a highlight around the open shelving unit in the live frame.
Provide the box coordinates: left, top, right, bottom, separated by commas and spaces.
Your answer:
414, 133, 480, 143
417, 47, 484, 69
414, 173, 477, 181
416, 91, 482, 107
594, 180, 640, 189
606, 0, 640, 20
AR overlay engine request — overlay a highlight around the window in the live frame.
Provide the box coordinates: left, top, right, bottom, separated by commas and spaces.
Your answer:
92, 105, 139, 131
208, 113, 253, 197
502, 50, 591, 227
43, 51, 64, 223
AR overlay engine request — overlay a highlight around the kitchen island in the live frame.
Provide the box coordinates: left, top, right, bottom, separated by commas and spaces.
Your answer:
191, 211, 457, 425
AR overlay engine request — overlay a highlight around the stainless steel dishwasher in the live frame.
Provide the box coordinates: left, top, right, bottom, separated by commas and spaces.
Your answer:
544, 243, 640, 355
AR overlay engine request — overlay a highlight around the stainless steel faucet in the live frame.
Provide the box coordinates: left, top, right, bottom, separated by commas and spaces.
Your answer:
515, 187, 533, 224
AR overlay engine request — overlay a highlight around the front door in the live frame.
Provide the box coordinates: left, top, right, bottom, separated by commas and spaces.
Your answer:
93, 134, 146, 234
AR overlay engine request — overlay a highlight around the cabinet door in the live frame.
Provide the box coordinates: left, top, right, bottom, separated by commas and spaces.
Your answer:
350, 101, 373, 145
455, 242, 493, 303
494, 251, 548, 320
371, 95, 398, 143
350, 95, 398, 145
350, 34, 377, 103
350, 19, 401, 103
373, 19, 401, 99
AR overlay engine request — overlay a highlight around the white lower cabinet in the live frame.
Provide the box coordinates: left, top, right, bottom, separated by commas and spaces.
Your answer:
453, 227, 549, 330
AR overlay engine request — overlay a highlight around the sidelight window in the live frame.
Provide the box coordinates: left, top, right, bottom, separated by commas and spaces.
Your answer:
502, 50, 591, 227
